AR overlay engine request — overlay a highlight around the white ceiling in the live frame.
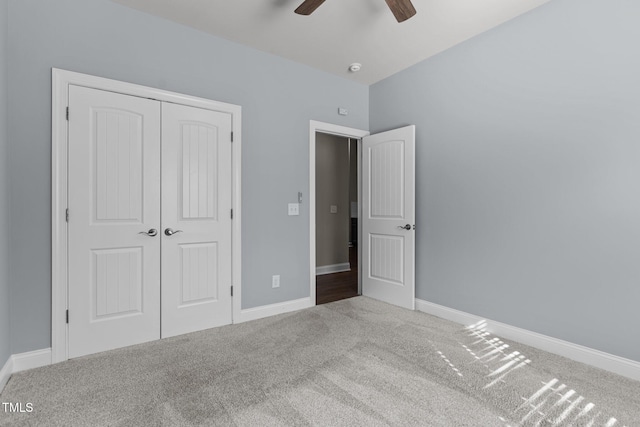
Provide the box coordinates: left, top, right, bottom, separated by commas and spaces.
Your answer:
112, 0, 551, 85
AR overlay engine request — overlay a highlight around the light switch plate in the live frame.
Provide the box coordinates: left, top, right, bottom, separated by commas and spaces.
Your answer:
288, 203, 300, 216
330, 205, 338, 214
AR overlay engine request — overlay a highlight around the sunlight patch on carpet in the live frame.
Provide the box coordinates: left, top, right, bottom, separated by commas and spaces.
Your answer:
436, 350, 463, 377
463, 320, 628, 427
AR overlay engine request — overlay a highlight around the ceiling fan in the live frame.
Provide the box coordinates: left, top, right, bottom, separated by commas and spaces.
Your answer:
295, 0, 417, 23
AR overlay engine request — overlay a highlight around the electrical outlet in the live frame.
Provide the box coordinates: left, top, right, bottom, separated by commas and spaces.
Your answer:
288, 203, 300, 216
272, 275, 280, 288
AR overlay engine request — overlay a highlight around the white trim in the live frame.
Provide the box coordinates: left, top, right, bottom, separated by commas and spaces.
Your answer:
51, 68, 242, 363
0, 356, 13, 392
316, 263, 351, 275
415, 299, 640, 381
237, 297, 313, 324
309, 121, 369, 307
51, 69, 69, 364
415, 299, 479, 326
0, 348, 52, 394
11, 348, 52, 374
231, 111, 243, 328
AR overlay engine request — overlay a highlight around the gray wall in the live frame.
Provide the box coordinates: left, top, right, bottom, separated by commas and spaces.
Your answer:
6, 0, 368, 354
0, 0, 11, 367
370, 0, 640, 362
316, 133, 350, 268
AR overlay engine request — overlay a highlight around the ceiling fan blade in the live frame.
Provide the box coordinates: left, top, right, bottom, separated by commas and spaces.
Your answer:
295, 0, 327, 15
384, 0, 417, 22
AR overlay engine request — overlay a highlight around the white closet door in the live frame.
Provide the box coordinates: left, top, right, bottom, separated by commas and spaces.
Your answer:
68, 85, 161, 358
362, 125, 416, 310
161, 103, 233, 338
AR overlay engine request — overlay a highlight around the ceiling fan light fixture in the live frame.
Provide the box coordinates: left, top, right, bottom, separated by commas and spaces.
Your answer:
349, 63, 362, 73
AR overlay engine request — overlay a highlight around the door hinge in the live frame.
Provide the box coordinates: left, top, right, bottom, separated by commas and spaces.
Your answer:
66, 106, 69, 121
231, 132, 234, 142
231, 286, 234, 297
231, 209, 233, 219
65, 208, 69, 222
66, 310, 69, 324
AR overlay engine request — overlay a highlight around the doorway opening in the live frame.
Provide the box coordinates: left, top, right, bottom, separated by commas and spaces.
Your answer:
310, 122, 416, 309
308, 121, 369, 306
315, 134, 359, 304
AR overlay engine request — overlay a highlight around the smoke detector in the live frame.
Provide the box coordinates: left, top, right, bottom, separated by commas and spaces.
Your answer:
348, 63, 362, 73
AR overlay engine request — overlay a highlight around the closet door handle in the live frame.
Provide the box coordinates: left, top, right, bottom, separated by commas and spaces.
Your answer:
164, 228, 183, 236
138, 229, 158, 237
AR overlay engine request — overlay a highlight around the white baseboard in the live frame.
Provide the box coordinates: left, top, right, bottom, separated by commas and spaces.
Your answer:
316, 263, 351, 276
415, 299, 640, 381
0, 348, 52, 393
0, 355, 13, 393
415, 299, 480, 326
12, 348, 52, 373
237, 297, 313, 324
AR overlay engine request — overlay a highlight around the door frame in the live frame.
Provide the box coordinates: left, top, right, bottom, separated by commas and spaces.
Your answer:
308, 121, 369, 305
51, 68, 242, 363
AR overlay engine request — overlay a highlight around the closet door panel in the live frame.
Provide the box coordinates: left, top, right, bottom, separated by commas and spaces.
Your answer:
68, 85, 161, 358
161, 103, 233, 338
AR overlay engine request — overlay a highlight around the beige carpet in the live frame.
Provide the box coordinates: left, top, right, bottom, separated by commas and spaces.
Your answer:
1, 297, 639, 426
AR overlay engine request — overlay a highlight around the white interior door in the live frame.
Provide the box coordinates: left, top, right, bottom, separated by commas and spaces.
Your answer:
362, 125, 416, 310
161, 102, 233, 338
68, 85, 161, 358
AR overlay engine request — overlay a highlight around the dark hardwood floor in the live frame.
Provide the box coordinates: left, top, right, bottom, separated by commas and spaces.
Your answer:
316, 246, 359, 305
